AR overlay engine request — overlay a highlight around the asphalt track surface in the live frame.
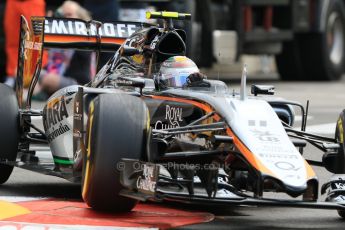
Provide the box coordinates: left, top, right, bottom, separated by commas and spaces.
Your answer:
1, 74, 345, 229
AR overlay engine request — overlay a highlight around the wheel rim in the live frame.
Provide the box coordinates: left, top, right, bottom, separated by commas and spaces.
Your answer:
327, 12, 344, 65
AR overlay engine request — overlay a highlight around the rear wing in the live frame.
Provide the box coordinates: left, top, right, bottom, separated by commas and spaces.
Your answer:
16, 15, 149, 108
42, 17, 149, 50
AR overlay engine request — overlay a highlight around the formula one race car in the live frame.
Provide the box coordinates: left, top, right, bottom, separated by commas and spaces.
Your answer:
1, 12, 345, 217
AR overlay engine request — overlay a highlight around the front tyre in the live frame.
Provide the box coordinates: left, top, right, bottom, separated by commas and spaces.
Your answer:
335, 109, 345, 173
82, 94, 149, 212
335, 109, 345, 218
0, 83, 19, 184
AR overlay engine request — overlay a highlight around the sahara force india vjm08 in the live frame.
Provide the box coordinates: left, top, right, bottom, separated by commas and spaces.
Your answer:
1, 11, 345, 217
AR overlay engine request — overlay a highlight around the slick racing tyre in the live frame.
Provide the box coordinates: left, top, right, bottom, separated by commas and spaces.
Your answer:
275, 39, 304, 81
299, 0, 345, 81
335, 109, 345, 218
82, 94, 149, 212
277, 0, 345, 81
0, 83, 19, 184
335, 109, 345, 173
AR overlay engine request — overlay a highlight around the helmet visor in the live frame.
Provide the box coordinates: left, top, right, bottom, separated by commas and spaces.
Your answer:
161, 72, 191, 87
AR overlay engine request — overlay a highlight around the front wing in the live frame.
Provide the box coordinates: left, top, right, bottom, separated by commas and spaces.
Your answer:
119, 159, 345, 211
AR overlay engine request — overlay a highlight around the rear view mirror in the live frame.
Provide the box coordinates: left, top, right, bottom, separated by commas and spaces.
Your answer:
251, 85, 275, 96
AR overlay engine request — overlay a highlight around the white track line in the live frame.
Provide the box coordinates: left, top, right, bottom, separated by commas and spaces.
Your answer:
0, 196, 47, 202
0, 222, 157, 230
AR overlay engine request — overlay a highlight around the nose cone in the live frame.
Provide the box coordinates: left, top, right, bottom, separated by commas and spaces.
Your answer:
226, 98, 317, 197
283, 182, 308, 197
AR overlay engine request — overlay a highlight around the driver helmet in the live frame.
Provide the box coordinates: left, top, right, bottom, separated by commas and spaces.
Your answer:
157, 56, 199, 88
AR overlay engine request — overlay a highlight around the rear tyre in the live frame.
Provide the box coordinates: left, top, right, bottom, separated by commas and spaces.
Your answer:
338, 210, 345, 219
0, 83, 19, 184
299, 0, 345, 81
335, 109, 345, 218
82, 94, 149, 212
275, 40, 305, 81
276, 0, 345, 81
